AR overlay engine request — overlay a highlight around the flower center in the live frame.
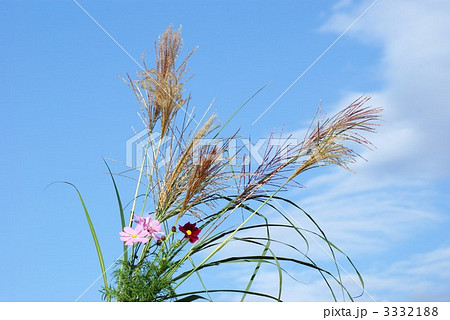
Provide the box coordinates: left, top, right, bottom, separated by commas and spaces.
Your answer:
131, 234, 137, 238
186, 230, 192, 236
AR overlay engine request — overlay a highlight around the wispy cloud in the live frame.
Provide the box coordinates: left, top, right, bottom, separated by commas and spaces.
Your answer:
255, 0, 450, 301
187, 0, 450, 302
321, 0, 450, 179
227, 246, 450, 302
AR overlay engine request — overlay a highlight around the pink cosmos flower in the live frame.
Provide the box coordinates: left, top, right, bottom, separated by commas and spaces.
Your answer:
119, 224, 149, 246
134, 215, 164, 239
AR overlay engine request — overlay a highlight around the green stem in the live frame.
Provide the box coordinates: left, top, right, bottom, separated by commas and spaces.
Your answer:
128, 137, 152, 227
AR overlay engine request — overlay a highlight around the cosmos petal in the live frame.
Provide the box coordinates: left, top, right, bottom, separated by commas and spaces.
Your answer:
123, 226, 134, 234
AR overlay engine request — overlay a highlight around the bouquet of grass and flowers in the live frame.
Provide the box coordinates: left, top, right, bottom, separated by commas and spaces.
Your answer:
72, 26, 382, 302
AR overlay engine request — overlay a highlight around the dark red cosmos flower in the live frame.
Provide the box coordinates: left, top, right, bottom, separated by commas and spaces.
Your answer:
179, 222, 201, 243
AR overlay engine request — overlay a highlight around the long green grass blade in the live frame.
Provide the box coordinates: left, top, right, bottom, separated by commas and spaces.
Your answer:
264, 195, 349, 300
175, 294, 208, 302
237, 238, 283, 302
173, 289, 281, 302
188, 256, 213, 301
237, 209, 274, 301
174, 255, 326, 281
62, 182, 109, 300
103, 159, 128, 263
174, 254, 353, 301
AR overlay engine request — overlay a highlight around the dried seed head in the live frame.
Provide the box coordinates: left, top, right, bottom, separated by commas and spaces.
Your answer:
138, 26, 196, 136
288, 96, 382, 180
235, 96, 382, 199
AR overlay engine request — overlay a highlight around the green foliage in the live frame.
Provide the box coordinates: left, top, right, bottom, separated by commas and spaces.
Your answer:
105, 259, 176, 302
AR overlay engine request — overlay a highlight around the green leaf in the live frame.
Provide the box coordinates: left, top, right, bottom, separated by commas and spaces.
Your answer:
173, 289, 282, 302
103, 159, 128, 263
175, 294, 208, 302
60, 181, 109, 301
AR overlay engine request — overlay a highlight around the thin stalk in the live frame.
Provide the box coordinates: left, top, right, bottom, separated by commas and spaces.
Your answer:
128, 137, 152, 227
213, 82, 270, 139
119, 137, 152, 287
139, 136, 163, 217
135, 137, 165, 264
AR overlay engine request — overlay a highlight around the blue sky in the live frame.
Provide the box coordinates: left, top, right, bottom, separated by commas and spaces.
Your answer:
1, 0, 449, 301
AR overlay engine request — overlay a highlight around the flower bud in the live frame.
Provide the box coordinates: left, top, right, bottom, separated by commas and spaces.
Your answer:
161, 236, 166, 241
171, 226, 176, 233
156, 239, 162, 246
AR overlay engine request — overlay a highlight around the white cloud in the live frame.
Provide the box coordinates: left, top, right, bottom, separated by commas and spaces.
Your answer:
307, 0, 450, 249
359, 246, 450, 301
322, 0, 450, 179
333, 0, 355, 11
388, 247, 450, 281
187, 1, 450, 301
231, 246, 450, 302
240, 0, 450, 301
